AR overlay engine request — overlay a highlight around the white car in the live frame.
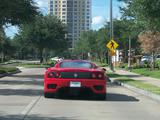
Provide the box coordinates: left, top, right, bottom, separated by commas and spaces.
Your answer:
155, 54, 160, 61
140, 56, 151, 65
141, 56, 151, 62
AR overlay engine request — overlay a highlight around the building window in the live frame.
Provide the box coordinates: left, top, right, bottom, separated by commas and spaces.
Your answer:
87, 24, 90, 26
50, 11, 53, 15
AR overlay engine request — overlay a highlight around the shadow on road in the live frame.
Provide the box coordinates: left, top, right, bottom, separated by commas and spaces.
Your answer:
9, 74, 44, 79
107, 93, 139, 102
47, 92, 139, 102
0, 114, 76, 120
0, 80, 43, 86
0, 89, 43, 96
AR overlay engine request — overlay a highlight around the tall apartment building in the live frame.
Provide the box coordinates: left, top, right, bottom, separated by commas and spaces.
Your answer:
48, 0, 91, 48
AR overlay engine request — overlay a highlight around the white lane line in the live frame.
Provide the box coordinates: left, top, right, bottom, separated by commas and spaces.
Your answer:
21, 95, 41, 117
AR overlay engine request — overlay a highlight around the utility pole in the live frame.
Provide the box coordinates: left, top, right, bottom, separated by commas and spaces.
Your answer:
109, 0, 114, 71
128, 36, 131, 71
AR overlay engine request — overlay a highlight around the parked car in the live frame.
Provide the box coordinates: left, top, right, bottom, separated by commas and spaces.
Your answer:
155, 54, 160, 61
140, 55, 151, 65
44, 60, 107, 100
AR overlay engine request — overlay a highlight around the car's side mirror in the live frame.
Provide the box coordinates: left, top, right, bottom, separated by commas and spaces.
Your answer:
102, 68, 106, 72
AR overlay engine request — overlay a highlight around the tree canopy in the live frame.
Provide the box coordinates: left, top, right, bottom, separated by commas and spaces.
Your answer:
15, 15, 68, 63
119, 0, 160, 30
0, 0, 39, 26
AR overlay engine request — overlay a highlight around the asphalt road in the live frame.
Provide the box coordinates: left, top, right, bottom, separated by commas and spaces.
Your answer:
0, 68, 160, 120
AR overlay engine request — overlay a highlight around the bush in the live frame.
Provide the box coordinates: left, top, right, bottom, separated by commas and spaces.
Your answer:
155, 60, 160, 68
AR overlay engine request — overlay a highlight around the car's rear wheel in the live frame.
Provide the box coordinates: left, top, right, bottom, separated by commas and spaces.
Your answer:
44, 92, 54, 98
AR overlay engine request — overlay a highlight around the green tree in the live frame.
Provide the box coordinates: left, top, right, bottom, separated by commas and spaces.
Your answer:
119, 0, 160, 69
74, 29, 109, 62
15, 15, 67, 63
0, 0, 38, 26
119, 0, 160, 30
74, 30, 97, 60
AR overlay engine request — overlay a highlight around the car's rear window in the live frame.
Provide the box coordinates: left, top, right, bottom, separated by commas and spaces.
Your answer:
60, 61, 92, 68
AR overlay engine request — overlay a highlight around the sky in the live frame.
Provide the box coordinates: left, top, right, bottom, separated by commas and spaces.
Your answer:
5, 0, 123, 38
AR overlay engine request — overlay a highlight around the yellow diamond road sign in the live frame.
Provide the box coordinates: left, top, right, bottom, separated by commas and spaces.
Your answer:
106, 39, 119, 51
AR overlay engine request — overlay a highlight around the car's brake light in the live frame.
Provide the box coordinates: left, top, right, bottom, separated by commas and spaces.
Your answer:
92, 73, 96, 79
92, 72, 104, 79
97, 73, 103, 79
47, 71, 60, 78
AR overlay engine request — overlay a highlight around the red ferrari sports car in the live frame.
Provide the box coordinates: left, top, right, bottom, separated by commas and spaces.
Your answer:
44, 60, 107, 99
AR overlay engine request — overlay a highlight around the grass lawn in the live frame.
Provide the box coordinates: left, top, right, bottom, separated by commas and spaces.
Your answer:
18, 63, 50, 68
107, 72, 160, 95
118, 78, 160, 95
132, 68, 160, 79
0, 67, 17, 74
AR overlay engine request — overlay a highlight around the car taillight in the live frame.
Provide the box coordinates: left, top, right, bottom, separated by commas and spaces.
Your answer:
92, 73, 96, 79
97, 73, 103, 79
47, 71, 60, 78
92, 72, 104, 79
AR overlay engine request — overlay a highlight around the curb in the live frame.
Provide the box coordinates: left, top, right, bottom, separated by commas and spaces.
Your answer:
0, 69, 21, 78
110, 78, 160, 102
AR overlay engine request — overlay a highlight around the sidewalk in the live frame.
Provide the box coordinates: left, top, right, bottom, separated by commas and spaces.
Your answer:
106, 68, 160, 88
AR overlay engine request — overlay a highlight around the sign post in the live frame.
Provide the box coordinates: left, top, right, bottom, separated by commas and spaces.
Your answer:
106, 39, 119, 71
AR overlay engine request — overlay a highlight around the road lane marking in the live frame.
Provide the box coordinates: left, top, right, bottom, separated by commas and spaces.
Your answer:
21, 95, 41, 118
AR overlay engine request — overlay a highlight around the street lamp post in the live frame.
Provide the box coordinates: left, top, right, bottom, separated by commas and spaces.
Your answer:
109, 0, 114, 71
128, 36, 132, 71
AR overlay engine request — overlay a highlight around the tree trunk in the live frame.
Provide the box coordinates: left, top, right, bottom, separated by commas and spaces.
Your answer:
39, 48, 43, 63
1, 51, 4, 62
97, 52, 102, 63
151, 51, 155, 70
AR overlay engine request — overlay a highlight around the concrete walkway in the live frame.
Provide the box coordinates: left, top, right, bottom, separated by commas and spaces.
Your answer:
107, 68, 160, 87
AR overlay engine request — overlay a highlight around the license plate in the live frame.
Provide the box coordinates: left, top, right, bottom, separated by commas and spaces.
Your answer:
70, 82, 81, 87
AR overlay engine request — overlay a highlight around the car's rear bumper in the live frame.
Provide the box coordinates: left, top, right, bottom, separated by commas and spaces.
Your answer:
44, 78, 106, 95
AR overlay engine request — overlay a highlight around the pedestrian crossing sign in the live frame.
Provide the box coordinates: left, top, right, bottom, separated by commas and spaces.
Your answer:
106, 39, 119, 51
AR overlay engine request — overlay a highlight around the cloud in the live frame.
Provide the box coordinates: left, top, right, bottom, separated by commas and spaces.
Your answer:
34, 0, 48, 14
35, 0, 48, 7
92, 16, 106, 30
92, 16, 105, 25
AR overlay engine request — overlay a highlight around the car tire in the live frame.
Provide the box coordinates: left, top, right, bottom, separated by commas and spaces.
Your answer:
44, 92, 54, 98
